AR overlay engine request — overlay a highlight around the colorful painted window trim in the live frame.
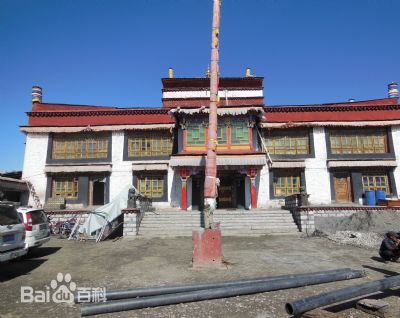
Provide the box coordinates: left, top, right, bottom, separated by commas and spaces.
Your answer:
362, 173, 390, 193
273, 172, 301, 197
53, 176, 78, 198
52, 136, 108, 159
186, 122, 206, 145
128, 134, 173, 157
264, 132, 309, 155
138, 176, 164, 198
217, 124, 227, 145
330, 129, 388, 154
231, 121, 250, 144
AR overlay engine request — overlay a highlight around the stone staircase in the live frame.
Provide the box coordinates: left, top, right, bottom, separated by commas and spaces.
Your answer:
137, 209, 299, 237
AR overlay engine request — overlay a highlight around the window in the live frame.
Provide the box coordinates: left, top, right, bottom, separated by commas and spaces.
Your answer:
128, 133, 172, 157
52, 135, 108, 159
231, 121, 249, 144
330, 129, 388, 154
186, 122, 205, 145
265, 131, 309, 155
273, 171, 301, 197
53, 177, 79, 198
217, 124, 227, 145
362, 173, 390, 193
138, 176, 164, 198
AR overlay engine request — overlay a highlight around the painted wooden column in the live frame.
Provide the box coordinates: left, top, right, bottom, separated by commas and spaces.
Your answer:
248, 166, 258, 209
180, 167, 190, 211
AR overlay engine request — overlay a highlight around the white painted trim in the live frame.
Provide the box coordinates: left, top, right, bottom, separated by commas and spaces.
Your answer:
163, 90, 263, 99
44, 164, 112, 173
271, 161, 306, 168
20, 123, 175, 133
327, 160, 397, 168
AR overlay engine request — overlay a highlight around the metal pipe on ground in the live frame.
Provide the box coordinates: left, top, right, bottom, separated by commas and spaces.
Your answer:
285, 274, 400, 315
80, 269, 366, 316
75, 268, 360, 303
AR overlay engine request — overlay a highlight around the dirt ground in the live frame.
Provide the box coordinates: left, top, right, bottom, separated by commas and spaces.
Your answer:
0, 234, 399, 318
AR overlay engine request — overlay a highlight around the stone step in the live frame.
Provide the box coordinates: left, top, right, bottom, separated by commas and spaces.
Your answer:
133, 229, 300, 238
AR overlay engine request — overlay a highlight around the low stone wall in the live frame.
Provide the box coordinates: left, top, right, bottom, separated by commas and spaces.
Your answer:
291, 206, 400, 234
45, 211, 90, 225
122, 212, 137, 237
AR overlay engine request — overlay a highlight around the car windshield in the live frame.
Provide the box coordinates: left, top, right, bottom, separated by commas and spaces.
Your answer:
0, 204, 20, 226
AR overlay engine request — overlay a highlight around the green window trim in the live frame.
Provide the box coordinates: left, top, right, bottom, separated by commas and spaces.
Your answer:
231, 121, 249, 145
186, 123, 206, 145
217, 124, 227, 145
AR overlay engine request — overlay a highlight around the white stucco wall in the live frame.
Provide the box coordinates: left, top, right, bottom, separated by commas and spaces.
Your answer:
391, 125, 400, 198
21, 133, 49, 206
304, 127, 331, 205
257, 165, 269, 208
109, 131, 133, 201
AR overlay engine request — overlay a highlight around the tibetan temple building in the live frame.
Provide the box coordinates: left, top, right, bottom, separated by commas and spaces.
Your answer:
21, 70, 400, 211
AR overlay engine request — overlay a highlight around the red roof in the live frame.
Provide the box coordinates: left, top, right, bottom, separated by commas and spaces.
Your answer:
27, 103, 174, 126
264, 98, 400, 122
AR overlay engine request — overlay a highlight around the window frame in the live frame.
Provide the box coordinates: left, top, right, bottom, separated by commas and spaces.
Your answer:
48, 133, 111, 163
136, 175, 166, 200
264, 130, 310, 155
127, 132, 173, 158
52, 176, 79, 199
328, 128, 390, 156
270, 170, 304, 199
361, 172, 391, 194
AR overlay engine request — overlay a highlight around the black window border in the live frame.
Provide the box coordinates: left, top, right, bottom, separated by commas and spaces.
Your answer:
123, 131, 173, 161
132, 172, 168, 202
262, 128, 315, 160
47, 132, 112, 164
326, 127, 395, 160
269, 168, 306, 199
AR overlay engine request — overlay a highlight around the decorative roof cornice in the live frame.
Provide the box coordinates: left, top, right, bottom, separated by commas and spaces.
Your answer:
27, 108, 169, 117
264, 104, 399, 112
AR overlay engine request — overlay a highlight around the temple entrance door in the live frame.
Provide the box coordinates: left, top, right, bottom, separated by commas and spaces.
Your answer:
334, 173, 352, 203
217, 176, 233, 209
236, 177, 246, 209
191, 175, 204, 211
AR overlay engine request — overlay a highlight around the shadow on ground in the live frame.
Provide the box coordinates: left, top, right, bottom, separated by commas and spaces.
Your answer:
363, 264, 399, 277
0, 259, 47, 282
26, 246, 62, 259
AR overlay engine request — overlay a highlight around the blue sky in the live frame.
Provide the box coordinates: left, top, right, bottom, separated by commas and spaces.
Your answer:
1, 0, 399, 171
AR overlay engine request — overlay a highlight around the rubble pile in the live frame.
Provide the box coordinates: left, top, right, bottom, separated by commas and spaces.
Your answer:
327, 231, 383, 249
315, 210, 400, 249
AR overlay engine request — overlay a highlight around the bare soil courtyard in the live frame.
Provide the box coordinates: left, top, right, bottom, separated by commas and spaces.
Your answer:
0, 234, 399, 318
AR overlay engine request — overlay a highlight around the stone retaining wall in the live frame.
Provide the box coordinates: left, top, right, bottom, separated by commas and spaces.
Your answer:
291, 207, 400, 233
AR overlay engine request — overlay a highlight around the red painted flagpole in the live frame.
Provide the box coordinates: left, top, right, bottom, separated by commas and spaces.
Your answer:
203, 0, 221, 229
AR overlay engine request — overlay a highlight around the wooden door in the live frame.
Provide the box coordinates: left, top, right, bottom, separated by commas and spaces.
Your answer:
218, 177, 233, 208
334, 173, 352, 203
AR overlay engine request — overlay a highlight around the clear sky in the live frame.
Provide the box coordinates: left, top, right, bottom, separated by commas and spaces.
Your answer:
1, 0, 399, 171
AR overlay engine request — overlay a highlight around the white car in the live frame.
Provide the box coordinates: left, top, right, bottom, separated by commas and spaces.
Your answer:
17, 207, 50, 250
0, 202, 27, 262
